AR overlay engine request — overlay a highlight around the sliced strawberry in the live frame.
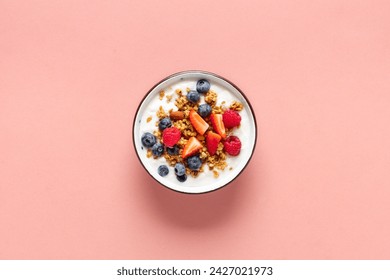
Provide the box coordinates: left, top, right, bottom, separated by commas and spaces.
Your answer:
182, 137, 203, 159
189, 110, 209, 135
210, 113, 226, 139
162, 127, 181, 147
206, 131, 222, 156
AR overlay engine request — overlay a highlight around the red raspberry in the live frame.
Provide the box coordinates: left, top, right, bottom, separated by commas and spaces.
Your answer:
224, 136, 241, 156
162, 127, 181, 148
223, 110, 241, 128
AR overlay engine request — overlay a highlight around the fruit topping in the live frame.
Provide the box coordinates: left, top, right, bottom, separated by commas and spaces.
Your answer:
162, 127, 181, 148
187, 155, 202, 171
198, 103, 212, 118
141, 132, 156, 148
174, 163, 186, 176
223, 110, 241, 128
152, 143, 165, 157
196, 79, 210, 93
206, 131, 222, 156
187, 90, 200, 103
182, 136, 203, 158
224, 136, 241, 156
158, 165, 169, 177
176, 174, 187, 182
158, 117, 172, 131
210, 113, 226, 139
189, 110, 209, 135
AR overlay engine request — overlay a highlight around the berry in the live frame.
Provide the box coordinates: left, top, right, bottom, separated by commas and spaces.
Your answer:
162, 127, 181, 147
176, 174, 187, 182
158, 165, 169, 177
196, 79, 210, 93
167, 145, 179, 155
187, 155, 202, 171
210, 113, 226, 139
182, 136, 203, 159
223, 110, 241, 128
151, 143, 164, 157
224, 136, 241, 156
206, 131, 222, 156
198, 104, 212, 118
189, 110, 209, 135
174, 163, 186, 176
187, 90, 200, 103
158, 117, 172, 131
141, 132, 156, 148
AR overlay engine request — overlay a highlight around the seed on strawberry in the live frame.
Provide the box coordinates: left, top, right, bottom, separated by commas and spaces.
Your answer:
162, 127, 181, 148
206, 131, 222, 156
210, 113, 226, 139
182, 136, 202, 159
223, 110, 241, 128
224, 136, 242, 156
189, 110, 209, 135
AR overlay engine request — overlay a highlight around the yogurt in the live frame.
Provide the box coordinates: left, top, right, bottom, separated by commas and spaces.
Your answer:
134, 72, 256, 194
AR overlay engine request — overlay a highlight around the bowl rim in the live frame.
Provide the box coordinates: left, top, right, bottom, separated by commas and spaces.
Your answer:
132, 70, 258, 195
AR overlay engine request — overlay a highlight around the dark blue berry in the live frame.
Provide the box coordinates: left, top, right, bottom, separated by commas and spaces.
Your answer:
187, 90, 200, 103
158, 117, 172, 131
187, 155, 202, 171
141, 132, 156, 148
174, 163, 186, 176
176, 174, 187, 182
198, 104, 212, 118
158, 165, 169, 177
152, 143, 164, 157
167, 145, 179, 155
196, 79, 210, 93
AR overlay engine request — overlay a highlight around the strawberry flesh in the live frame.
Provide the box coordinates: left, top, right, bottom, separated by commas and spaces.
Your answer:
189, 110, 209, 135
182, 136, 203, 159
206, 131, 222, 156
210, 113, 226, 139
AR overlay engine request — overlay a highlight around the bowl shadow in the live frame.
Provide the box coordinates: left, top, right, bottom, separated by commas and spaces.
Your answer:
140, 166, 257, 230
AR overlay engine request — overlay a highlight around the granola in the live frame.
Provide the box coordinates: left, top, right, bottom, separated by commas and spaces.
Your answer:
141, 78, 243, 183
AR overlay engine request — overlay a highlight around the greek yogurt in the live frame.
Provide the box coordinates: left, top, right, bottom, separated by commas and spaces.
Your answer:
133, 71, 256, 194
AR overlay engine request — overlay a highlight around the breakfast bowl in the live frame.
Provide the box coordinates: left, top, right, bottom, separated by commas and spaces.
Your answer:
133, 70, 257, 194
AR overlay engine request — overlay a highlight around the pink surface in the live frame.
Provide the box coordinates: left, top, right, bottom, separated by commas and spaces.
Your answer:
1, 0, 390, 259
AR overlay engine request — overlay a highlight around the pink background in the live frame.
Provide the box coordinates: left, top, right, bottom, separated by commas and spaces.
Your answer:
1, 0, 390, 259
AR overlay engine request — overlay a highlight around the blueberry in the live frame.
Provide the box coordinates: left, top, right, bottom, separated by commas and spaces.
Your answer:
198, 104, 212, 118
174, 163, 186, 176
176, 174, 187, 182
152, 143, 164, 157
158, 165, 169, 177
141, 132, 156, 148
167, 145, 179, 155
187, 155, 202, 171
187, 90, 200, 103
196, 79, 210, 93
159, 117, 172, 131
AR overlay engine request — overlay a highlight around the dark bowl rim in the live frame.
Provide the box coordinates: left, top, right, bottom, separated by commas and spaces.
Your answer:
132, 70, 258, 195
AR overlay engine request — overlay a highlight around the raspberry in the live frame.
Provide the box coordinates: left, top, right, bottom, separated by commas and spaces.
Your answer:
223, 110, 241, 129
224, 136, 241, 156
162, 127, 181, 148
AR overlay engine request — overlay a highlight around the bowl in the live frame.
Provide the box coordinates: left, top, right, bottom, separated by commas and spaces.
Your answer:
133, 70, 257, 194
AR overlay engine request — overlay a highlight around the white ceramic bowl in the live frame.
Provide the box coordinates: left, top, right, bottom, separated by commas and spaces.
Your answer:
133, 71, 257, 194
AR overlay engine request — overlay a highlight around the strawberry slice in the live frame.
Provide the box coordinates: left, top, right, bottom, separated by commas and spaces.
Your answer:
189, 110, 209, 135
182, 137, 203, 159
210, 113, 226, 139
206, 131, 222, 156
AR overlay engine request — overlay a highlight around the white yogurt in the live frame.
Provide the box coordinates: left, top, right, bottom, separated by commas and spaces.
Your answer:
134, 72, 256, 194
